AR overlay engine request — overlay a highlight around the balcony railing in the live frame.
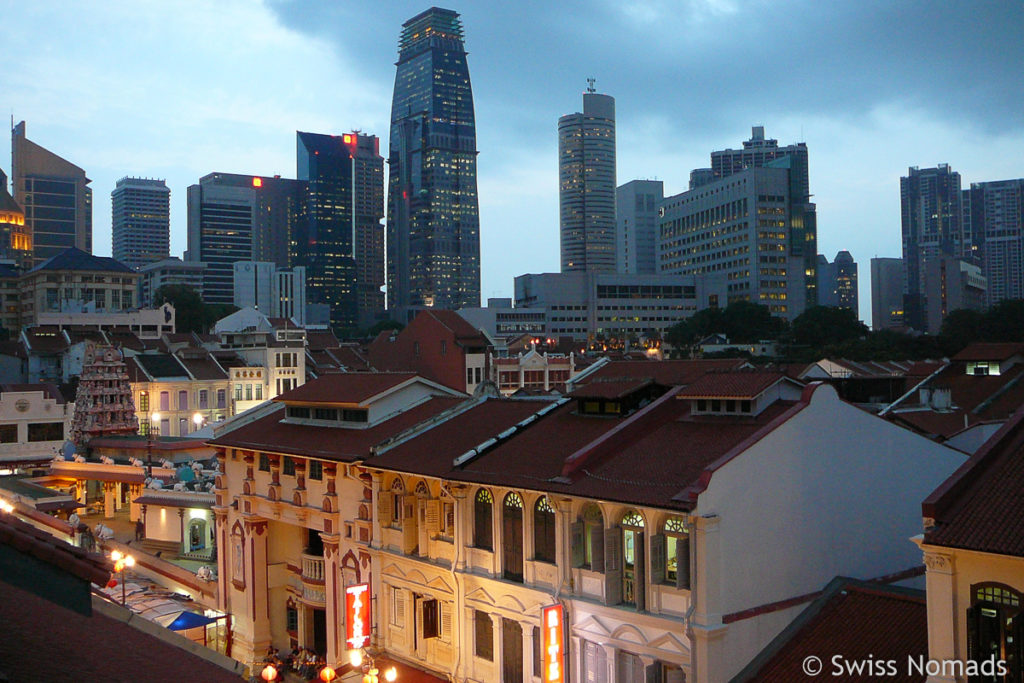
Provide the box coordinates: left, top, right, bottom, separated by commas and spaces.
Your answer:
301, 553, 325, 583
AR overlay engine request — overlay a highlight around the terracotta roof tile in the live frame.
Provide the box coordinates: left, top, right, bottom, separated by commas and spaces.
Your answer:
0, 513, 111, 586
568, 378, 654, 399
576, 358, 748, 388
676, 370, 788, 399
274, 372, 422, 405
951, 342, 1024, 362
734, 579, 927, 683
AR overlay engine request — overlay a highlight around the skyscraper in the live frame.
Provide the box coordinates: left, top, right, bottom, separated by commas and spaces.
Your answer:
709, 126, 817, 306
387, 7, 480, 313
295, 131, 359, 331
559, 82, 616, 273
871, 257, 904, 331
351, 134, 385, 326
0, 168, 31, 268
111, 177, 170, 270
616, 179, 661, 274
817, 250, 858, 317
963, 178, 1024, 306
11, 121, 92, 266
900, 165, 965, 330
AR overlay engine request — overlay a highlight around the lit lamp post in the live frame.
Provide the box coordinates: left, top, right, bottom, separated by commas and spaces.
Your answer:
110, 549, 135, 605
260, 664, 278, 682
192, 412, 205, 433
348, 649, 397, 683
146, 412, 161, 479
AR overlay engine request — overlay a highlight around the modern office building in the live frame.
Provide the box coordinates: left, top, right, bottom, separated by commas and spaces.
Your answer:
689, 168, 714, 190
186, 173, 305, 306
111, 177, 170, 270
387, 7, 481, 313
923, 257, 986, 335
11, 121, 92, 266
514, 271, 727, 341
817, 250, 858, 317
616, 180, 662, 274
232, 261, 307, 326
658, 167, 807, 320
351, 134, 385, 327
870, 257, 904, 331
559, 82, 617, 273
0, 168, 31, 268
900, 165, 965, 331
962, 177, 1024, 306
708, 127, 817, 306
137, 257, 207, 307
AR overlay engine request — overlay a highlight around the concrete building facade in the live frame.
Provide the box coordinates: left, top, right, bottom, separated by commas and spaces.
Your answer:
111, 177, 170, 271
870, 257, 904, 331
232, 261, 307, 327
616, 180, 662, 274
963, 177, 1024, 307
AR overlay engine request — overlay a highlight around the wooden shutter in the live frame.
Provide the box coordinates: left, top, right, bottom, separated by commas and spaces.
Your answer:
393, 588, 405, 624
650, 533, 666, 585
604, 527, 623, 605
665, 666, 685, 683
645, 662, 662, 683
635, 531, 646, 612
402, 494, 416, 520
571, 522, 585, 567
676, 536, 691, 590
591, 525, 605, 573
426, 499, 441, 534
441, 602, 453, 643
377, 490, 392, 526
422, 598, 439, 639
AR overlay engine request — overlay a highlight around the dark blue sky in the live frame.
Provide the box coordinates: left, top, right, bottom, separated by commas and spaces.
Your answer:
3, 0, 1022, 323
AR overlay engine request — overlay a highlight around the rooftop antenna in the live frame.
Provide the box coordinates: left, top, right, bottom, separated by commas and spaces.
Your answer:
586, 77, 596, 94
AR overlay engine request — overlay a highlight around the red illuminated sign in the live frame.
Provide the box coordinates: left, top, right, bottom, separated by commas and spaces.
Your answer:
345, 583, 370, 649
542, 604, 565, 683
252, 177, 262, 188
343, 134, 353, 144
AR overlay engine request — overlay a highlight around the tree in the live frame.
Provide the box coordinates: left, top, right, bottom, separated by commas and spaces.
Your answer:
367, 319, 404, 337
788, 306, 868, 350
719, 301, 787, 342
153, 284, 236, 334
983, 299, 1024, 342
938, 309, 986, 356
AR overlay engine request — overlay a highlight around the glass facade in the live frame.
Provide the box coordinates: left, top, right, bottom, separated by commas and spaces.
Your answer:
387, 7, 480, 312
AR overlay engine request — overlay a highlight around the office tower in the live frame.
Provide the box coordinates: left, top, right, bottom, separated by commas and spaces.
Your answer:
138, 257, 206, 307
11, 121, 92, 266
111, 177, 170, 270
351, 134, 385, 326
659, 167, 807, 320
923, 257, 986, 334
710, 126, 817, 306
387, 7, 480, 313
559, 81, 616, 273
233, 261, 307, 326
295, 131, 360, 331
0, 168, 31, 268
616, 180, 662, 274
870, 257, 904, 331
817, 251, 858, 317
900, 165, 965, 330
963, 178, 1024, 306
186, 173, 305, 305
689, 168, 714, 190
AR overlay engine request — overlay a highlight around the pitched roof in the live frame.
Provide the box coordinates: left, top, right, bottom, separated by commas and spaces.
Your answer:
22, 327, 69, 354
568, 378, 654, 400
0, 382, 67, 403
274, 372, 423, 405
732, 578, 927, 683
135, 353, 190, 379
175, 351, 228, 380
923, 405, 1024, 557
0, 512, 111, 587
26, 247, 134, 275
424, 309, 488, 341
676, 370, 788, 399
209, 397, 466, 462
951, 342, 1024, 362
573, 358, 748, 390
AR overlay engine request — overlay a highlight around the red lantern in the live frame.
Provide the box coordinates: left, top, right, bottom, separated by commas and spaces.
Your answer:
107, 578, 118, 589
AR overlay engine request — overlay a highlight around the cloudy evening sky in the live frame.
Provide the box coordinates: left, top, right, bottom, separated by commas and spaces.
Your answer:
2, 0, 1023, 324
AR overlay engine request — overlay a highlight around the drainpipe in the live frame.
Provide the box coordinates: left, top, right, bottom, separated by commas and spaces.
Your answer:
448, 486, 466, 683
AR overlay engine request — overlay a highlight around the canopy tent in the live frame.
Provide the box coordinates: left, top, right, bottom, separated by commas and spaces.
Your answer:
162, 610, 218, 631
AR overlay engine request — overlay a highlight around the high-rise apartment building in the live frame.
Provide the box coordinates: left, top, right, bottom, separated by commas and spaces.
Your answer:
186, 173, 304, 305
658, 167, 807, 319
559, 83, 616, 273
616, 180, 662, 274
11, 121, 92, 266
387, 7, 480, 313
111, 177, 170, 270
817, 250, 858, 317
963, 178, 1024, 306
900, 165, 966, 331
0, 168, 31, 268
351, 134, 385, 326
709, 127, 817, 305
870, 257, 904, 331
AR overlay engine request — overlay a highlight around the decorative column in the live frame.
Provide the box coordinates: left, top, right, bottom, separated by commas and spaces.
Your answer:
213, 506, 230, 611
491, 613, 502, 679
369, 471, 383, 550
321, 532, 342, 666
523, 621, 535, 680
555, 497, 573, 592
690, 514, 726, 683
451, 485, 469, 571
241, 517, 271, 664
268, 455, 282, 502
128, 484, 142, 522
923, 551, 958, 683
103, 482, 116, 518
114, 482, 124, 511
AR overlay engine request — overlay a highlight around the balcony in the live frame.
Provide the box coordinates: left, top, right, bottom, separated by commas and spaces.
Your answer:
301, 553, 325, 584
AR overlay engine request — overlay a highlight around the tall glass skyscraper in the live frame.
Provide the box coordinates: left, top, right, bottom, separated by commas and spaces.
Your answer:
387, 7, 480, 313
112, 177, 170, 270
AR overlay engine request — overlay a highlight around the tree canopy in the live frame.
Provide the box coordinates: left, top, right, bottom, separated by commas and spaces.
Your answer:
153, 284, 237, 334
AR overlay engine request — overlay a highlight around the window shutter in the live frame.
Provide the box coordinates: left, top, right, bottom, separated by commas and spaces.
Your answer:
635, 531, 646, 612
377, 490, 392, 526
394, 589, 405, 623
422, 598, 439, 639
591, 525, 605, 573
676, 536, 691, 590
571, 522, 585, 567
441, 602, 453, 643
645, 662, 662, 683
650, 533, 666, 585
604, 527, 623, 605
426, 499, 441, 534
665, 666, 685, 683
402, 494, 416, 520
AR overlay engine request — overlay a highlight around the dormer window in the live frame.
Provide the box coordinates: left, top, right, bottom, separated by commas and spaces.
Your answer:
284, 405, 369, 425
967, 361, 998, 376
693, 399, 753, 415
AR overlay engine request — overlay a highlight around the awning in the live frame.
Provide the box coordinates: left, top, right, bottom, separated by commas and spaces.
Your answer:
163, 610, 219, 631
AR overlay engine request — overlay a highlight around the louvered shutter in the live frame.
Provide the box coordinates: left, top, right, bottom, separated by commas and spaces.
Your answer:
571, 522, 585, 567
650, 533, 666, 585
377, 490, 392, 526
426, 499, 441, 534
676, 536, 691, 590
604, 527, 622, 605
591, 525, 605, 573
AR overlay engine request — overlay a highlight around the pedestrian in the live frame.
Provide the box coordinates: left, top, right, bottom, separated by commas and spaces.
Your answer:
135, 518, 144, 541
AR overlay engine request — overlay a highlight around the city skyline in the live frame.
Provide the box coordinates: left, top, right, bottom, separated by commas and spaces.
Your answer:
2, 1, 1023, 325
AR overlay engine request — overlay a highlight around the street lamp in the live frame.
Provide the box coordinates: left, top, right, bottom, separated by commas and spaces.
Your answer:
110, 549, 135, 605
192, 412, 204, 433
348, 649, 397, 683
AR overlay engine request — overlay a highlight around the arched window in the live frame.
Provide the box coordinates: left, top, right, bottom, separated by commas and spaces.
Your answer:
572, 503, 604, 569
415, 480, 429, 497
390, 478, 405, 525
968, 582, 1022, 672
503, 493, 524, 582
621, 510, 645, 607
474, 489, 493, 550
663, 516, 690, 589
534, 497, 556, 563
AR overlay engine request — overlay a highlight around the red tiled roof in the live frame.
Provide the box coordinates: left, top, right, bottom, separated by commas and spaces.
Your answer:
306, 329, 341, 351
176, 351, 229, 380
0, 382, 67, 403
0, 339, 27, 358
733, 579, 927, 683
0, 513, 111, 586
210, 397, 467, 462
0, 579, 245, 681
274, 372, 422, 405
923, 405, 1024, 557
568, 378, 653, 399
326, 346, 372, 371
427, 309, 488, 341
576, 358, 748, 388
676, 371, 788, 399
951, 342, 1024, 362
